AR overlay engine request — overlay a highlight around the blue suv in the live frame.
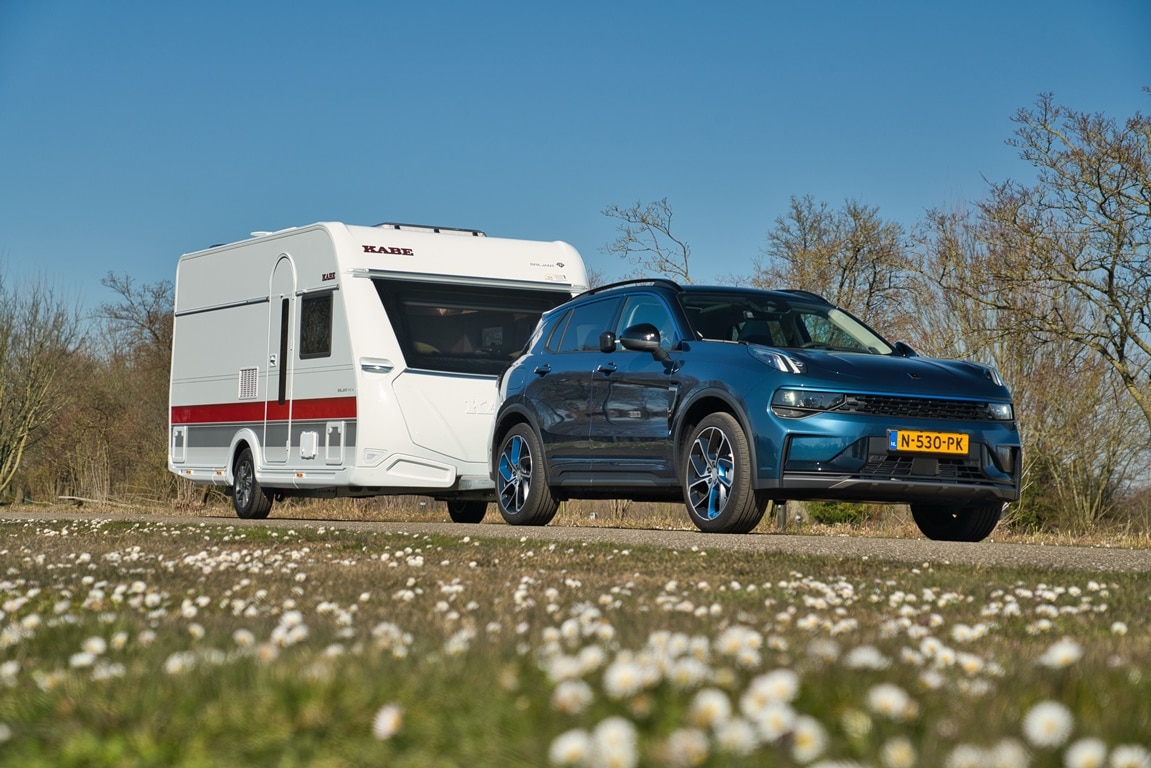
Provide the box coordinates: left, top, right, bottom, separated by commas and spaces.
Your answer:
489, 279, 1020, 541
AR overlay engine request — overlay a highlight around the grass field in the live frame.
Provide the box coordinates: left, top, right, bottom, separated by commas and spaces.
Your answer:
1, 506, 1149, 767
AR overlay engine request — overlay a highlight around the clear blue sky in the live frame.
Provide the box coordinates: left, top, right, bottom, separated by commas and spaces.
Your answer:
1, 1, 1148, 309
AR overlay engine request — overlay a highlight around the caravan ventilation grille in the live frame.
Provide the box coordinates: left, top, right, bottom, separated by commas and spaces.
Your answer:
238, 367, 259, 400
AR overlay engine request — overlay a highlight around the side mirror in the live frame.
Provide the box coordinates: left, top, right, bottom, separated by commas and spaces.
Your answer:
598, 331, 617, 354
619, 323, 668, 361
894, 341, 918, 358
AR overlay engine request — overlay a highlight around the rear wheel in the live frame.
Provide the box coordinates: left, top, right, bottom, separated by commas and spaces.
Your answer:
495, 423, 558, 526
910, 501, 1004, 542
233, 447, 272, 520
446, 499, 488, 524
682, 412, 769, 533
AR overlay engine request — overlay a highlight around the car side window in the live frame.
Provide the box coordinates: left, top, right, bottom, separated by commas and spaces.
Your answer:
555, 298, 622, 352
617, 295, 677, 350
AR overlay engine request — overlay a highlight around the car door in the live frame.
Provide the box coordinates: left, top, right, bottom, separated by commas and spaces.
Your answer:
585, 293, 681, 483
521, 297, 622, 482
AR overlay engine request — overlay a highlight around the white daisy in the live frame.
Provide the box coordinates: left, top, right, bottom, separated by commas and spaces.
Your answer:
791, 714, 829, 763
592, 717, 638, 768
1110, 744, 1151, 768
371, 704, 403, 740
1021, 700, 1074, 748
688, 688, 732, 729
880, 736, 917, 768
549, 729, 593, 766
552, 680, 594, 715
1037, 638, 1083, 669
1063, 738, 1107, 768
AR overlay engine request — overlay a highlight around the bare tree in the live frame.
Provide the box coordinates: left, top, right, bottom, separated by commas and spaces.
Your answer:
916, 206, 1147, 531
970, 93, 1151, 433
602, 198, 693, 283
752, 195, 914, 338
0, 272, 85, 498
95, 272, 174, 362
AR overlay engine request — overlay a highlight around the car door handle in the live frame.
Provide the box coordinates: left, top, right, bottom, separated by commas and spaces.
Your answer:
596, 363, 618, 374
533, 364, 551, 376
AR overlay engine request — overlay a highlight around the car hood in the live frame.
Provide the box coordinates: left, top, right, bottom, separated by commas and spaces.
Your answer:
792, 350, 1010, 398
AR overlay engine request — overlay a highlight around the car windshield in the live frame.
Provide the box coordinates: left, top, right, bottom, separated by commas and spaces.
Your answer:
680, 291, 894, 355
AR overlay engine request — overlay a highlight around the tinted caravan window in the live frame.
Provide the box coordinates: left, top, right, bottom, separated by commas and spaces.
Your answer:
373, 280, 570, 375
300, 291, 333, 359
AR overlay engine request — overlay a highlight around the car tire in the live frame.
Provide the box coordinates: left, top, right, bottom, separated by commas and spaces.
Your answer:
682, 412, 769, 533
495, 423, 558, 526
910, 501, 1004, 542
233, 447, 273, 520
446, 499, 488, 524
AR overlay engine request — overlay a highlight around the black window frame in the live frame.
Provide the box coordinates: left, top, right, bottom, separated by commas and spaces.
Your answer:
299, 290, 334, 360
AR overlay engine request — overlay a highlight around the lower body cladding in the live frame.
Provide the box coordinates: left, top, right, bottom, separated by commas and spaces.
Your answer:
756, 432, 1021, 503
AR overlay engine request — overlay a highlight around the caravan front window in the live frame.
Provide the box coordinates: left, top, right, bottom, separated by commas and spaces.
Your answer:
373, 279, 569, 376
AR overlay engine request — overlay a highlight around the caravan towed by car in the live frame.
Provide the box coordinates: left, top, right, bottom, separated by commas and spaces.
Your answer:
168, 221, 587, 520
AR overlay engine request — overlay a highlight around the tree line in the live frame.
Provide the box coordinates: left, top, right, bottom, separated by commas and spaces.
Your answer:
2, 93, 1149, 532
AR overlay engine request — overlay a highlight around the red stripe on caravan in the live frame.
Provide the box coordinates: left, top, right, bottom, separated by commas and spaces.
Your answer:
171, 397, 357, 425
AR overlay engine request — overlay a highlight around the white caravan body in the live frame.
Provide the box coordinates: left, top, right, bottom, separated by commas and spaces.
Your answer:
168, 222, 587, 516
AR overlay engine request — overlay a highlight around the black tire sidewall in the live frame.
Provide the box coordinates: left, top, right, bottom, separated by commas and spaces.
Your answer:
682, 412, 765, 533
496, 424, 557, 526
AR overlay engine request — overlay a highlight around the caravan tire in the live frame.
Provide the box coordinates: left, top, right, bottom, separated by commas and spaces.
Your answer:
446, 499, 488, 524
233, 447, 273, 520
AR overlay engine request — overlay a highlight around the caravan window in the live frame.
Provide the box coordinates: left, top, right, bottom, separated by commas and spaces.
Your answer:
300, 292, 333, 359
373, 280, 569, 376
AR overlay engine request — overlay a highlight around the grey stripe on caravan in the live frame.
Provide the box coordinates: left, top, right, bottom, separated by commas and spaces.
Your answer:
183, 422, 359, 451
176, 284, 340, 318
175, 295, 269, 318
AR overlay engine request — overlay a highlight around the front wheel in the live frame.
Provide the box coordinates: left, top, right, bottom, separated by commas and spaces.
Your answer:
232, 447, 272, 520
446, 499, 488, 524
910, 501, 1003, 542
682, 412, 768, 533
495, 423, 558, 526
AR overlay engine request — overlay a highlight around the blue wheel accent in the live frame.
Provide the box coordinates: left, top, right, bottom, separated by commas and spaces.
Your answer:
687, 425, 735, 521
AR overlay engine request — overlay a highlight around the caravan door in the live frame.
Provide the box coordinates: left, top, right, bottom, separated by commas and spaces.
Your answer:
265, 255, 296, 463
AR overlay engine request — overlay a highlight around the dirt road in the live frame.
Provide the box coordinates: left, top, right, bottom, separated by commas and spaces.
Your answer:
5, 508, 1149, 573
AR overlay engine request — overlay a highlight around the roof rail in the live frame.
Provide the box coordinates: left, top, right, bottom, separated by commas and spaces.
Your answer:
779, 288, 831, 304
579, 277, 683, 297
374, 222, 486, 237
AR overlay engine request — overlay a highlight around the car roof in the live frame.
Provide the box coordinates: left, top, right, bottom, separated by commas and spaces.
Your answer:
573, 278, 833, 306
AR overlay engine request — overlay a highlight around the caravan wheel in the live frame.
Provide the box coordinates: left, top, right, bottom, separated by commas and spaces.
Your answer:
446, 499, 488, 524
233, 447, 273, 520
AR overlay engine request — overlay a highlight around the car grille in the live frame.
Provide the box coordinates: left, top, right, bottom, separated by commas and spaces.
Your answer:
838, 394, 994, 421
859, 455, 987, 481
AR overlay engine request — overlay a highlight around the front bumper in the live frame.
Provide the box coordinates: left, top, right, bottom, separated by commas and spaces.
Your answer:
754, 424, 1021, 504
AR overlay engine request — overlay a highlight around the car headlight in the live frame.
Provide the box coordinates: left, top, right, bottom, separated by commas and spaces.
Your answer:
771, 388, 846, 418
749, 346, 805, 374
987, 402, 1014, 421
976, 362, 1004, 386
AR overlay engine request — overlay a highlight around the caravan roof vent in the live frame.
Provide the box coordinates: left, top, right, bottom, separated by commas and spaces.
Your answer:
374, 222, 486, 237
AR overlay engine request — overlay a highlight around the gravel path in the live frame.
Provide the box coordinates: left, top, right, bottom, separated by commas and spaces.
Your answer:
5, 508, 1149, 573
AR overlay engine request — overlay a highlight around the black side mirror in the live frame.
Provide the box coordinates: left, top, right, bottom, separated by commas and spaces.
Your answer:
598, 331, 617, 353
619, 323, 669, 361
894, 341, 918, 358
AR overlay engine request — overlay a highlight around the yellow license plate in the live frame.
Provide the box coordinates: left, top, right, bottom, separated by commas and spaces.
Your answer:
888, 429, 969, 455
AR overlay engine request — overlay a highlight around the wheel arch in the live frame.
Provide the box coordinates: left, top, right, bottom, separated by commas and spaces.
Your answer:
226, 429, 263, 486
672, 390, 757, 482
489, 405, 540, 478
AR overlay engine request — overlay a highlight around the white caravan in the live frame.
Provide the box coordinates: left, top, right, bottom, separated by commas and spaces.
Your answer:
168, 222, 587, 520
